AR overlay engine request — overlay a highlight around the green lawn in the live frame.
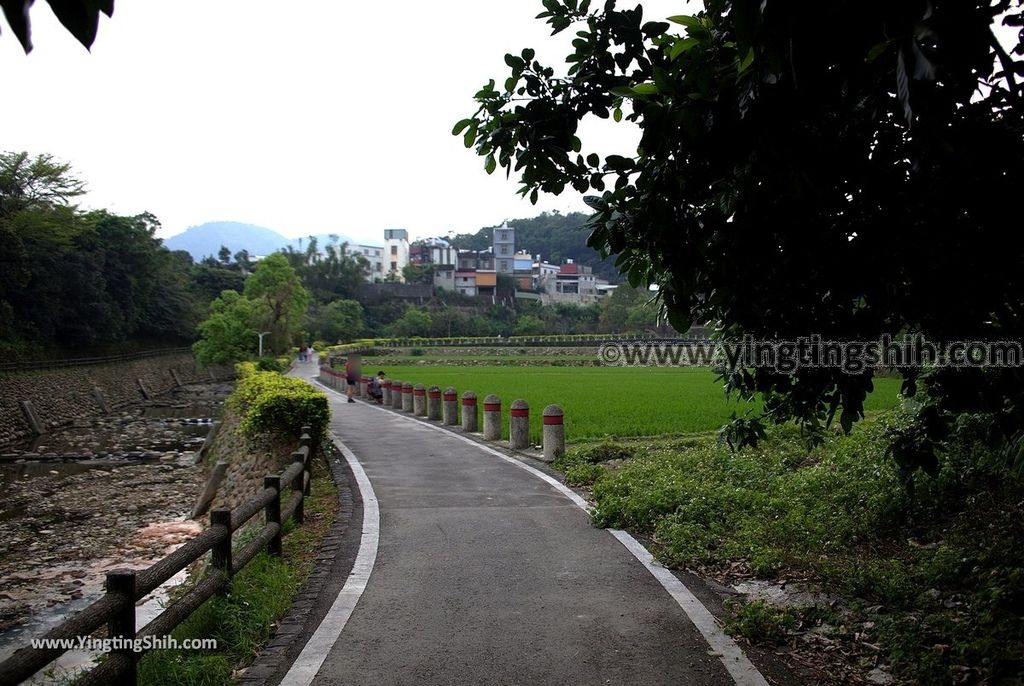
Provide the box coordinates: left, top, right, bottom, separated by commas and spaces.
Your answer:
372, 365, 903, 442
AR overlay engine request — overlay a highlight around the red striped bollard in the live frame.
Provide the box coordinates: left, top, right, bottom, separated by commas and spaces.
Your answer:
427, 386, 442, 421
402, 383, 414, 412
483, 394, 501, 441
509, 399, 529, 450
391, 381, 404, 409
443, 388, 458, 425
382, 379, 392, 406
413, 384, 426, 415
462, 391, 478, 432
362, 376, 371, 398
543, 405, 565, 462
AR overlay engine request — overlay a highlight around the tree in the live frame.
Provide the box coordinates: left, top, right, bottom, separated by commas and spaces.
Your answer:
460, 1, 1024, 469
244, 253, 309, 354
0, 0, 113, 53
1, 151, 202, 352
389, 307, 433, 338
600, 285, 657, 333
193, 290, 256, 365
0, 151, 85, 219
402, 262, 435, 285
308, 299, 366, 343
515, 314, 545, 336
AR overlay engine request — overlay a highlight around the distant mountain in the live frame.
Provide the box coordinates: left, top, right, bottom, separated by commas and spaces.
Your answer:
164, 222, 355, 261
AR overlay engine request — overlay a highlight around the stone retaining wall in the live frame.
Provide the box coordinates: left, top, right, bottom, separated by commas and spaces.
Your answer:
204, 409, 293, 513
0, 354, 233, 447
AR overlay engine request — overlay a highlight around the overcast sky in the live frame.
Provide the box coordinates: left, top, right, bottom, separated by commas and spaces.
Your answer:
2, 1, 683, 245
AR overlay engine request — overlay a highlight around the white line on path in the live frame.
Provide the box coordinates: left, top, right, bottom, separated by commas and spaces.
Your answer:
307, 376, 769, 686
278, 435, 380, 686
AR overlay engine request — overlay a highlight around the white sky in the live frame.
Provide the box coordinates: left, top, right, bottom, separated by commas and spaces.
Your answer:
1, 1, 684, 245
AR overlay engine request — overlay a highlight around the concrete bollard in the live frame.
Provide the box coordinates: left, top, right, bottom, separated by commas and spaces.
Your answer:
382, 380, 392, 406
413, 384, 427, 416
462, 391, 478, 432
483, 395, 501, 441
354, 375, 363, 397
402, 383, 414, 412
427, 386, 442, 421
362, 376, 371, 398
443, 388, 458, 425
542, 405, 565, 462
509, 399, 530, 450
392, 381, 405, 409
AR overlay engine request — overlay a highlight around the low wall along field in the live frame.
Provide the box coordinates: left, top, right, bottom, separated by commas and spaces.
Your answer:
367, 365, 904, 443
0, 352, 233, 446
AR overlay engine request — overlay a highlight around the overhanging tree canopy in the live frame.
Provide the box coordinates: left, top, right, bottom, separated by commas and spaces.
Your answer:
460, 0, 1024, 471
0, 0, 113, 52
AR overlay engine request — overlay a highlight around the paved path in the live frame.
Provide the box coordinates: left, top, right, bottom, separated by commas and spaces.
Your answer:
282, 368, 773, 686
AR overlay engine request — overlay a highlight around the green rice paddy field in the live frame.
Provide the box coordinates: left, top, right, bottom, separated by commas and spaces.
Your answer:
370, 365, 903, 443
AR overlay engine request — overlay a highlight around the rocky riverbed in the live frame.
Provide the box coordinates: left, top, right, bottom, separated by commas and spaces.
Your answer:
0, 382, 231, 666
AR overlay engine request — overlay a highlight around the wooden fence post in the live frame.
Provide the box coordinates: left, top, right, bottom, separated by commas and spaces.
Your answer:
106, 569, 137, 684
300, 427, 313, 495
265, 476, 282, 556
292, 452, 305, 524
210, 508, 232, 587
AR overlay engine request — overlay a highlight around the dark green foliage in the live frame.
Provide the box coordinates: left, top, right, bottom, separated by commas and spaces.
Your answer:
724, 600, 798, 645
0, 0, 113, 53
136, 552, 297, 685
279, 237, 368, 302
255, 356, 287, 373
0, 152, 200, 352
571, 415, 1024, 682
574, 441, 635, 463
229, 363, 329, 439
306, 299, 366, 344
461, 0, 1024, 471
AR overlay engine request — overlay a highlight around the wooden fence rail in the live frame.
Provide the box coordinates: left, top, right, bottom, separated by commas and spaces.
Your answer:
0, 427, 318, 686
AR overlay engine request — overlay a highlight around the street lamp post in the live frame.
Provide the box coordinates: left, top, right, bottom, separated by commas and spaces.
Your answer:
257, 331, 271, 358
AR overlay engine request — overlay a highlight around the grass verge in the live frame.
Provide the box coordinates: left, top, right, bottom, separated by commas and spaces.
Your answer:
134, 455, 338, 685
555, 412, 1024, 684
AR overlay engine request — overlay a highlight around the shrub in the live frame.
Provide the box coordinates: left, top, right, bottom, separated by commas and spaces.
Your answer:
725, 600, 798, 645
229, 365, 328, 439
255, 356, 287, 373
574, 441, 635, 464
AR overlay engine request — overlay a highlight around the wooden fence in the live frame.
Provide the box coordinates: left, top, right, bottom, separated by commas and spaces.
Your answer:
0, 427, 319, 686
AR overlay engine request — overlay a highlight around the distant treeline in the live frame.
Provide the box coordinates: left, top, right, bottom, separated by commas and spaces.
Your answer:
0, 151, 245, 359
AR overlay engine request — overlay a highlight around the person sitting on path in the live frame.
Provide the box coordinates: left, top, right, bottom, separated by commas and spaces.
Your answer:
368, 370, 385, 404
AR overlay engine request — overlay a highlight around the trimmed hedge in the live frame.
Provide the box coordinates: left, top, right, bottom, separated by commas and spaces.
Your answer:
229, 362, 328, 438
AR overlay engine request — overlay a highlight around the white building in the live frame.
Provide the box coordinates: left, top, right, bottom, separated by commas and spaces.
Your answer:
493, 221, 515, 274
384, 228, 410, 282
351, 244, 384, 281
